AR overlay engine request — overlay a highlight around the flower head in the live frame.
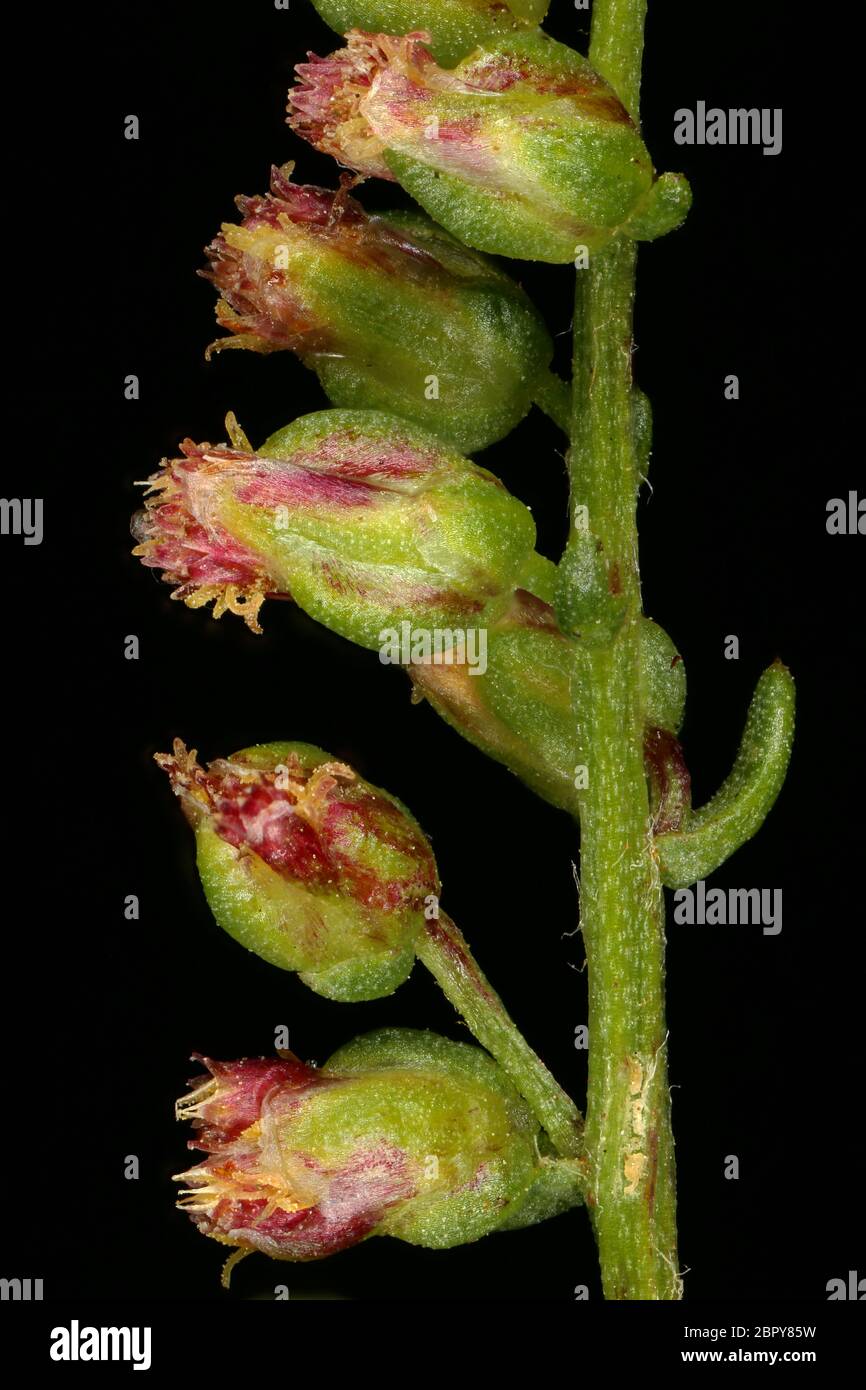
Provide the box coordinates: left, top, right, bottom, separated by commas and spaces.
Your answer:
175, 1029, 582, 1276
201, 163, 553, 453
131, 408, 536, 642
157, 740, 438, 1000
289, 30, 690, 263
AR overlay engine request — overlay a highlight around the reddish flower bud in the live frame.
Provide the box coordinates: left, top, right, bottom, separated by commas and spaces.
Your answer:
289, 30, 690, 263
200, 163, 554, 453
131, 409, 536, 642
174, 1030, 584, 1277
157, 740, 438, 1001
175, 1053, 386, 1265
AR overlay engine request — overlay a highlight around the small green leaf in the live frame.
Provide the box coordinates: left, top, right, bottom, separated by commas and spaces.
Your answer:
656, 662, 795, 888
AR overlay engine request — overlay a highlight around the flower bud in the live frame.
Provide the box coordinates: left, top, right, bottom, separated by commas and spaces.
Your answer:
639, 618, 686, 735
410, 591, 690, 812
288, 31, 691, 263
309, 1, 550, 67
156, 740, 438, 1001
410, 588, 580, 810
131, 408, 536, 642
175, 1029, 583, 1274
202, 163, 554, 454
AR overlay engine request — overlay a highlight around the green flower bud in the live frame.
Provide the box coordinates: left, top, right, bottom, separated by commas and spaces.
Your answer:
175, 1029, 583, 1276
554, 530, 629, 644
156, 740, 439, 1001
639, 618, 686, 735
289, 31, 691, 263
409, 588, 580, 810
409, 587, 688, 811
309, 1, 550, 67
132, 409, 536, 643
203, 164, 554, 454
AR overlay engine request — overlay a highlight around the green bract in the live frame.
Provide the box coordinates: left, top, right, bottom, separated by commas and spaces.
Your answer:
289, 31, 691, 264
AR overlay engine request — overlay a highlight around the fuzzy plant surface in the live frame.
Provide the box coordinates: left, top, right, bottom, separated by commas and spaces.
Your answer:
136, 0, 795, 1299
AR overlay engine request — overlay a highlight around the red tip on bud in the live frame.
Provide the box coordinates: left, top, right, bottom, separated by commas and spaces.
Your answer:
131, 441, 278, 633
289, 32, 437, 179
201, 165, 372, 359
156, 739, 438, 916
174, 1053, 416, 1268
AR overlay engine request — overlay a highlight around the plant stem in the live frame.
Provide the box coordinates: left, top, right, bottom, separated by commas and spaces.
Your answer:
589, 0, 647, 120
416, 912, 584, 1160
564, 0, 681, 1299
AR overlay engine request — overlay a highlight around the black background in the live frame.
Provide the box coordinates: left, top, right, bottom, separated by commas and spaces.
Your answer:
7, 0, 863, 1309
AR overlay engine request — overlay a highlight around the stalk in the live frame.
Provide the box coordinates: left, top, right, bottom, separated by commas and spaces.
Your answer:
533, 371, 572, 434
564, 0, 681, 1298
416, 912, 584, 1160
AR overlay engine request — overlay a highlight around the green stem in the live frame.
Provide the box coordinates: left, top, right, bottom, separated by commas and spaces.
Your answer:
563, 0, 680, 1299
533, 370, 572, 434
588, 0, 647, 121
416, 912, 584, 1159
